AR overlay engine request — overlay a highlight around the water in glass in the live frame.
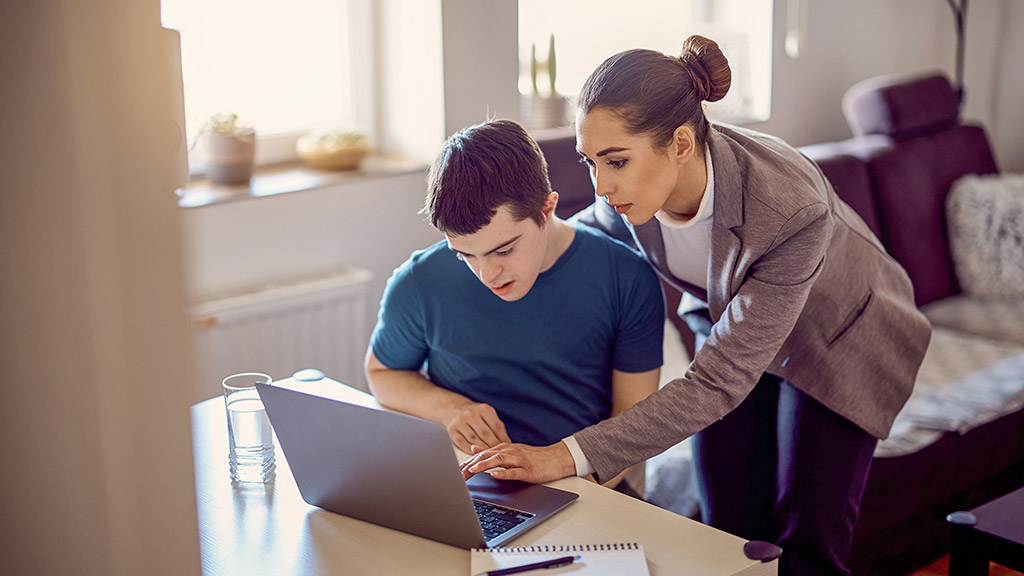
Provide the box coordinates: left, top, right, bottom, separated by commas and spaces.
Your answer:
226, 396, 275, 482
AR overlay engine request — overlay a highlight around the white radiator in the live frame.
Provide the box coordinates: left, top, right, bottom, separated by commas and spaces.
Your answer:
188, 267, 373, 402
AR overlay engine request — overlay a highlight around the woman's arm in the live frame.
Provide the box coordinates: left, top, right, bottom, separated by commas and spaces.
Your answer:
573, 203, 834, 481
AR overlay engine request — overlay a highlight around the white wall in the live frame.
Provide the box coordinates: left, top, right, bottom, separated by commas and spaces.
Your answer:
376, 0, 447, 162
441, 0, 520, 135
0, 1, 200, 575
757, 0, 1022, 172
181, 0, 1024, 396
182, 173, 441, 303
181, 171, 443, 392
983, 0, 1024, 172
374, 0, 521, 161
756, 0, 946, 145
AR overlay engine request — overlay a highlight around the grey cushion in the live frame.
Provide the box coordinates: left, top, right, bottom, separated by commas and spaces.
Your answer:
923, 295, 1024, 347
947, 174, 1024, 299
876, 327, 1024, 457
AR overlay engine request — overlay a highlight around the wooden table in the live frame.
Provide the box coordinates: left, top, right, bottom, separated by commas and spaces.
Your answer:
192, 377, 777, 575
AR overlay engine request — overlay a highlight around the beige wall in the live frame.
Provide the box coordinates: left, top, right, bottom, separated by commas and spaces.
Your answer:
180, 170, 443, 392
0, 1, 200, 575
984, 0, 1024, 172
756, 0, 1022, 173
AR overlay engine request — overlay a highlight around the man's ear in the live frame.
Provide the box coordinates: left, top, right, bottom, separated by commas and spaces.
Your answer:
672, 125, 698, 164
542, 192, 559, 221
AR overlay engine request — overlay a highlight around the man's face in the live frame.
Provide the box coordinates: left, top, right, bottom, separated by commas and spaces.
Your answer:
445, 204, 549, 302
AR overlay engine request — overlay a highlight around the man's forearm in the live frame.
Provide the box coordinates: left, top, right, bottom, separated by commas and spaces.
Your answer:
365, 350, 512, 452
366, 364, 475, 425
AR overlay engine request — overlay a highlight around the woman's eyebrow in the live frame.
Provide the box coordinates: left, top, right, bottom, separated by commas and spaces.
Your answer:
578, 146, 629, 158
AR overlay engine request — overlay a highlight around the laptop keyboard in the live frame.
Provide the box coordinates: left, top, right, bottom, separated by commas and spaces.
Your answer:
472, 499, 535, 541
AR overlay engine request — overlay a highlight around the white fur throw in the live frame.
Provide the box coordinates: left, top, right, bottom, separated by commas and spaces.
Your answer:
947, 174, 1024, 298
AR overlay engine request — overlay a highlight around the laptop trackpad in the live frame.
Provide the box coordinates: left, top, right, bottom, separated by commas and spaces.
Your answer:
467, 474, 578, 516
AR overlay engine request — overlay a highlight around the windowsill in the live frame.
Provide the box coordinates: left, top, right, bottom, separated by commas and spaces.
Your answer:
177, 155, 428, 209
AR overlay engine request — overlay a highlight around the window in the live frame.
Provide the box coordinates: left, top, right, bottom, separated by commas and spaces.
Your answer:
161, 0, 372, 171
518, 0, 773, 124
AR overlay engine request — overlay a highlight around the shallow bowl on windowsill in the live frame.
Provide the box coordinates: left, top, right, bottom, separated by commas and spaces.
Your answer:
296, 136, 371, 171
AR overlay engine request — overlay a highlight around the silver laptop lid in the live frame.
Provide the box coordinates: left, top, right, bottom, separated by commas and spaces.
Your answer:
256, 383, 577, 549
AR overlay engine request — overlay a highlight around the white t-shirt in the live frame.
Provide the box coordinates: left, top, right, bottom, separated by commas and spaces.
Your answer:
655, 145, 715, 289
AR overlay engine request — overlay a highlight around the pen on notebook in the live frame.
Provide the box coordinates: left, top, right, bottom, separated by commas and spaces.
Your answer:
486, 554, 581, 576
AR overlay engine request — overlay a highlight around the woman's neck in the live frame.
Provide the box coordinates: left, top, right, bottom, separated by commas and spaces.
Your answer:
663, 145, 708, 219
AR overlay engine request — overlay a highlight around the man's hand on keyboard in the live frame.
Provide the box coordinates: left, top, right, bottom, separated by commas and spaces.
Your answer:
444, 402, 511, 453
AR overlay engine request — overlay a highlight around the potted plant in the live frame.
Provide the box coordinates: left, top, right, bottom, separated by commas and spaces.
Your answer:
296, 128, 371, 171
521, 34, 569, 130
194, 113, 256, 185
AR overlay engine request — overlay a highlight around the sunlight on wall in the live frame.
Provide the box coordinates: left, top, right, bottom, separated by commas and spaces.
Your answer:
518, 0, 772, 123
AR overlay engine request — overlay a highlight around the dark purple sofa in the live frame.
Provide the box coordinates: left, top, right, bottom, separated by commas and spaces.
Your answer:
538, 72, 1024, 575
802, 72, 1024, 576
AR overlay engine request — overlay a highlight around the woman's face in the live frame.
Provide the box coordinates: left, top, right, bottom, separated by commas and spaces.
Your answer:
575, 107, 681, 226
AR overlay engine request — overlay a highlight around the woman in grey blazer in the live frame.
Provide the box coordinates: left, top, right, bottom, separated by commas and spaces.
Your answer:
462, 36, 931, 576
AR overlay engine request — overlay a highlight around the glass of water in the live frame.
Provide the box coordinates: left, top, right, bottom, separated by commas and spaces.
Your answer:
222, 373, 276, 483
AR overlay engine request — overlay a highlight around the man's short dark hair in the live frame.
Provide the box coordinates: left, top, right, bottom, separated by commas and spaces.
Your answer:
422, 119, 552, 236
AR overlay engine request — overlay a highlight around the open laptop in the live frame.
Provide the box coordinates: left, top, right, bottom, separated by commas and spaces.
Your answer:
255, 383, 578, 549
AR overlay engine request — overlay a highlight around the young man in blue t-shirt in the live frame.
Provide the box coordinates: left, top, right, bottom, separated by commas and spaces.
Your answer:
365, 119, 664, 493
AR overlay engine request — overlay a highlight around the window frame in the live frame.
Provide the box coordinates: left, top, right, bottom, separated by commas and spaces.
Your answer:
167, 0, 378, 177
517, 0, 773, 127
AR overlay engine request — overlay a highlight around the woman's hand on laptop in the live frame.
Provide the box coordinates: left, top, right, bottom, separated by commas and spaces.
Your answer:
460, 442, 576, 484
444, 402, 511, 453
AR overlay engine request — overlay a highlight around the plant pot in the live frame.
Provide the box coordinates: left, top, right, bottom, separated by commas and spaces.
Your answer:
521, 94, 570, 131
202, 130, 256, 185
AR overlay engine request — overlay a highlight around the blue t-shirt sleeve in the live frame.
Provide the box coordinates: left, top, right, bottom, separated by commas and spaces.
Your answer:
370, 260, 429, 371
612, 257, 665, 373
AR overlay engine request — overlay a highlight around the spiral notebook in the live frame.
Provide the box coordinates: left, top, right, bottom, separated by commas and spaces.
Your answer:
470, 543, 649, 576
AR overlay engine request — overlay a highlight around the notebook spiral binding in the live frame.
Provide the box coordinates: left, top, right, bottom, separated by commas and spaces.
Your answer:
474, 543, 641, 553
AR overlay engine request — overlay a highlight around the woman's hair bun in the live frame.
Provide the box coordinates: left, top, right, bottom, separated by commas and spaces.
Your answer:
679, 35, 731, 103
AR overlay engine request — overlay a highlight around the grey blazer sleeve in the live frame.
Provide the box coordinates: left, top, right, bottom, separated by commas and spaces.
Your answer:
574, 202, 833, 482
